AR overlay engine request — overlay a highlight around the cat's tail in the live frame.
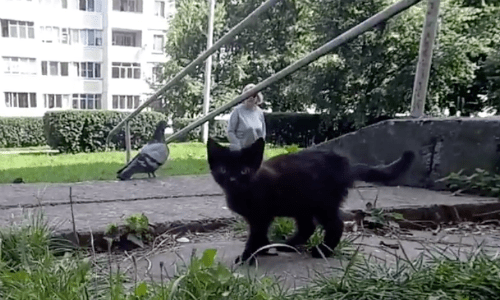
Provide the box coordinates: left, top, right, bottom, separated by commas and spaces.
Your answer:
350, 151, 415, 185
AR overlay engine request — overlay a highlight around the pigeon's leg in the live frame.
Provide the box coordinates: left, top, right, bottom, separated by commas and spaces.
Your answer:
152, 172, 156, 178
148, 173, 152, 178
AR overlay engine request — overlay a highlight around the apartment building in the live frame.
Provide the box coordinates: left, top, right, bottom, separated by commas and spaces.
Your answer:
0, 0, 174, 117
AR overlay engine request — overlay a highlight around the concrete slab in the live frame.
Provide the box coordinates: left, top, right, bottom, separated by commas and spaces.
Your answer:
131, 230, 500, 289
135, 240, 345, 289
1, 175, 498, 236
0, 174, 221, 208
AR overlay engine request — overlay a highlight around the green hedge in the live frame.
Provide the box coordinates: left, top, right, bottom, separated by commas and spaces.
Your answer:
172, 113, 327, 146
172, 118, 229, 143
173, 113, 395, 147
0, 117, 46, 148
264, 113, 329, 147
43, 110, 167, 153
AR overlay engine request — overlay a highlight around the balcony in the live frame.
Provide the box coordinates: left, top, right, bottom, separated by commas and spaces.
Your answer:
112, 0, 143, 13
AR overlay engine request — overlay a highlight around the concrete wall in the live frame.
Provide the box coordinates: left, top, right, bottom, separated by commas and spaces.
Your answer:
312, 117, 500, 190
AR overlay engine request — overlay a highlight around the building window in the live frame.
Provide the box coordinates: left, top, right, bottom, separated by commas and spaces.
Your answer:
72, 94, 102, 109
49, 61, 58, 75
70, 29, 79, 44
41, 61, 65, 76
40, 26, 60, 43
1, 20, 35, 39
5, 92, 37, 108
41, 61, 100, 78
61, 28, 69, 44
61, 62, 69, 76
154, 1, 165, 17
41, 27, 102, 46
79, 0, 95, 11
111, 62, 141, 79
81, 29, 103, 46
112, 95, 140, 109
112, 31, 137, 47
153, 35, 164, 53
3, 57, 37, 75
78, 62, 101, 78
152, 64, 163, 82
113, 0, 143, 12
44, 94, 70, 109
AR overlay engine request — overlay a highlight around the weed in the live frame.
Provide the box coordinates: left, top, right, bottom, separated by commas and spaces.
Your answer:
2, 211, 500, 299
438, 168, 500, 197
105, 223, 118, 236
124, 213, 149, 236
230, 217, 248, 235
298, 245, 500, 300
269, 217, 296, 242
367, 208, 404, 228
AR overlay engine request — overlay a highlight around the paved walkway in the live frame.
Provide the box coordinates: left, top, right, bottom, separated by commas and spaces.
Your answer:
1, 174, 498, 235
136, 230, 500, 289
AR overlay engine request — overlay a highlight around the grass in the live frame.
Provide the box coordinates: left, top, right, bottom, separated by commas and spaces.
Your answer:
0, 142, 291, 184
2, 211, 500, 299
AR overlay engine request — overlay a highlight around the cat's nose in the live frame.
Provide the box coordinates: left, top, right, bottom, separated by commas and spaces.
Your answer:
229, 177, 236, 182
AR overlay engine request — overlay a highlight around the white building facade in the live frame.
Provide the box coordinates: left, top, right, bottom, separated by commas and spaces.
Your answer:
0, 0, 174, 117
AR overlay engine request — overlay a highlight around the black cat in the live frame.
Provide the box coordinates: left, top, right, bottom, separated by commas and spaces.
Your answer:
207, 137, 415, 264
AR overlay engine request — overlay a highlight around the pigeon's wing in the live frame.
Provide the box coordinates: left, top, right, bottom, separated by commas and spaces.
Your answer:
140, 142, 169, 166
116, 151, 142, 174
116, 142, 169, 180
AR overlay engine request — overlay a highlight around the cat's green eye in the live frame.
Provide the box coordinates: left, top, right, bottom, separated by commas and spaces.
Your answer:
219, 166, 226, 174
241, 168, 249, 175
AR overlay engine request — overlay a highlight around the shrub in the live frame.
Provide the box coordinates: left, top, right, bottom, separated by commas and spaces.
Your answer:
172, 113, 329, 146
0, 117, 46, 148
171, 113, 395, 147
264, 112, 329, 147
43, 110, 167, 153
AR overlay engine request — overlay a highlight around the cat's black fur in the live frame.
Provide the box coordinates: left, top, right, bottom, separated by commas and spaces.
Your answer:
207, 137, 415, 264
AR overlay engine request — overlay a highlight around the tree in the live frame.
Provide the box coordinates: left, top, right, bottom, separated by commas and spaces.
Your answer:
308, 0, 500, 126
152, 0, 500, 128
149, 0, 227, 119
484, 49, 500, 110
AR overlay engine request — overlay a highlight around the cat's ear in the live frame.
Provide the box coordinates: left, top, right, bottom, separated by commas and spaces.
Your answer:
207, 138, 225, 152
207, 138, 227, 167
242, 138, 265, 169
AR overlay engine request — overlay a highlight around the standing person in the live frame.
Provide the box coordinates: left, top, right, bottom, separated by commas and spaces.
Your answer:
227, 83, 266, 151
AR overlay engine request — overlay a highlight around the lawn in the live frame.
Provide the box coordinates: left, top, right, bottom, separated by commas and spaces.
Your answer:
0, 142, 291, 184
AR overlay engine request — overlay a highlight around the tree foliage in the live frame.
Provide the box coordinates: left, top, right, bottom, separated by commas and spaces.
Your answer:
152, 0, 500, 127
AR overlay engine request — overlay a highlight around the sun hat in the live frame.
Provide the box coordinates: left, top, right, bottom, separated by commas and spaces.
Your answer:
242, 83, 264, 105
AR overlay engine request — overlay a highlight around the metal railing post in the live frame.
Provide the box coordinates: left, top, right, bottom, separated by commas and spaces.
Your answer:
164, 0, 423, 144
105, 0, 280, 148
125, 121, 131, 163
410, 0, 440, 118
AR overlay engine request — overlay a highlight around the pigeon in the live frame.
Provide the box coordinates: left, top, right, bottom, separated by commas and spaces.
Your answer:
117, 120, 169, 180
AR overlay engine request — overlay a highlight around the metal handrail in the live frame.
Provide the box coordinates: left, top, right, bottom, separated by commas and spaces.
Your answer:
105, 0, 281, 157
164, 0, 423, 144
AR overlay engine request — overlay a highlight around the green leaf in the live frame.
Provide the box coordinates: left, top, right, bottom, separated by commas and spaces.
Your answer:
134, 282, 148, 297
127, 233, 145, 248
201, 248, 217, 267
